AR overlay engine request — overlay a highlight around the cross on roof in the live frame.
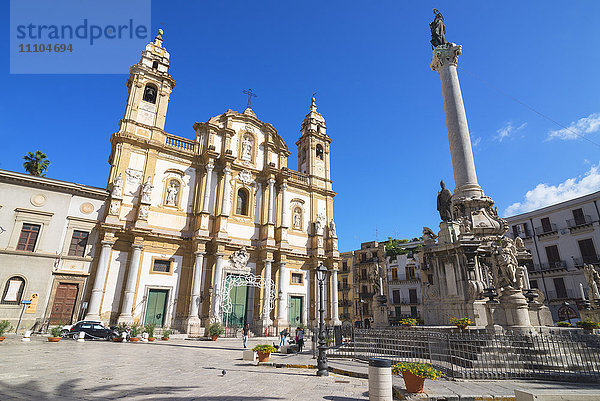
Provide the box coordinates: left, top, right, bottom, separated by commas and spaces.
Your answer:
243, 89, 257, 109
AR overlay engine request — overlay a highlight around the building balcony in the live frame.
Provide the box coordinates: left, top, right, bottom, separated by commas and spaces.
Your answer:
358, 292, 374, 299
338, 285, 352, 292
391, 298, 420, 305
534, 224, 558, 237
528, 261, 567, 273
339, 300, 352, 307
388, 278, 420, 285
566, 215, 594, 230
546, 288, 579, 301
573, 255, 600, 267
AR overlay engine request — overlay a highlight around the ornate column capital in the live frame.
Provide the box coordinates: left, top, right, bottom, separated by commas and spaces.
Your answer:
205, 162, 214, 172
223, 165, 232, 175
430, 43, 462, 72
267, 178, 275, 187
280, 183, 288, 191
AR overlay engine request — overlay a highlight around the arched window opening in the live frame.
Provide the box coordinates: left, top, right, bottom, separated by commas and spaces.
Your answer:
316, 144, 324, 160
1, 276, 25, 305
143, 84, 158, 104
236, 188, 249, 216
152, 61, 159, 69
165, 179, 180, 206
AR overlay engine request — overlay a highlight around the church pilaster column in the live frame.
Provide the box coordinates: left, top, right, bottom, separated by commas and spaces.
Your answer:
221, 166, 232, 216
202, 163, 214, 213
331, 269, 341, 326
210, 253, 224, 323
280, 183, 288, 228
276, 261, 287, 325
85, 240, 113, 320
267, 178, 275, 225
261, 259, 273, 328
189, 252, 205, 320
431, 44, 483, 199
118, 243, 144, 323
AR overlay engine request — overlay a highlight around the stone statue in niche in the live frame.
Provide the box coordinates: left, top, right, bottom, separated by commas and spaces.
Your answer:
329, 219, 337, 237
166, 181, 179, 206
436, 180, 453, 222
141, 176, 153, 203
293, 208, 302, 230
112, 173, 123, 197
241, 134, 253, 162
429, 8, 448, 49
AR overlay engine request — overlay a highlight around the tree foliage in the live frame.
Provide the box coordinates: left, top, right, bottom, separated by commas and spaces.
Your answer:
23, 150, 50, 176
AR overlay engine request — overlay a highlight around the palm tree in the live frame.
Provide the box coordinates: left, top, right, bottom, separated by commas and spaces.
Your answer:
23, 151, 50, 176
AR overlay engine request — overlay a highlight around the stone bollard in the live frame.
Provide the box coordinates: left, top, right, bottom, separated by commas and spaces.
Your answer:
77, 331, 85, 342
368, 358, 392, 401
121, 332, 127, 342
142, 333, 149, 343
22, 330, 31, 342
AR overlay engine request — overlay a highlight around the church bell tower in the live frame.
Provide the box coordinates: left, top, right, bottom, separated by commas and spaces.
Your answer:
296, 97, 332, 188
122, 29, 175, 131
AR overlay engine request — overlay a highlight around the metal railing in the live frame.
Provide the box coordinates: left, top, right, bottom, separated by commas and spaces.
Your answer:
349, 328, 600, 381
535, 224, 558, 236
567, 215, 594, 229
574, 255, 600, 267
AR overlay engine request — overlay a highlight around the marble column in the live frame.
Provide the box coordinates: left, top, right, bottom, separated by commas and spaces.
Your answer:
431, 44, 483, 199
189, 252, 205, 320
261, 260, 273, 328
85, 240, 113, 320
331, 269, 341, 325
221, 166, 232, 216
267, 178, 275, 224
280, 183, 288, 227
202, 163, 214, 213
118, 243, 143, 322
277, 262, 287, 324
210, 254, 224, 323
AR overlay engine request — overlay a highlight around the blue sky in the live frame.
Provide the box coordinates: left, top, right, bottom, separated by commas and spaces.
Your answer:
2, 1, 600, 252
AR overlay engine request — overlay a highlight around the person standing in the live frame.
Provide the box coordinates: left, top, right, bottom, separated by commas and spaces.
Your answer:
242, 323, 250, 348
296, 326, 304, 353
279, 328, 288, 348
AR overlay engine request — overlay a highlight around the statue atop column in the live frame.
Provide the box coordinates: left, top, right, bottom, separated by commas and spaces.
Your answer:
436, 180, 453, 222
429, 8, 448, 49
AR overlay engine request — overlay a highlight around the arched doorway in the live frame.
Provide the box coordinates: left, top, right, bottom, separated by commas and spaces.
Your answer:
221, 273, 275, 328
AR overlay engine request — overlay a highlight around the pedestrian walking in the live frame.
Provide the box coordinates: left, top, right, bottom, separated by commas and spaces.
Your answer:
296, 326, 304, 353
279, 328, 288, 348
242, 323, 250, 348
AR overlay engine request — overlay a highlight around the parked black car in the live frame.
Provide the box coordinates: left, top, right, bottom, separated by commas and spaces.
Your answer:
67, 321, 115, 340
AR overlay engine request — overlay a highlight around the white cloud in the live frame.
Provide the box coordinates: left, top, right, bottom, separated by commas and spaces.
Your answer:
471, 136, 481, 148
504, 163, 600, 216
547, 112, 600, 140
495, 122, 527, 142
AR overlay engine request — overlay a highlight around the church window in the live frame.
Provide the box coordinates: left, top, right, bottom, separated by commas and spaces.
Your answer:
236, 188, 249, 216
152, 259, 171, 273
291, 273, 303, 285
316, 144, 324, 160
152, 61, 158, 69
1, 276, 25, 305
143, 84, 158, 104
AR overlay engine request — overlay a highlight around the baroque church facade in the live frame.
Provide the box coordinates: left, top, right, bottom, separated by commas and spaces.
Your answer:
84, 30, 341, 334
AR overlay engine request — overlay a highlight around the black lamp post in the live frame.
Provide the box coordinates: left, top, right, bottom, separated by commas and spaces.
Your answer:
316, 262, 329, 376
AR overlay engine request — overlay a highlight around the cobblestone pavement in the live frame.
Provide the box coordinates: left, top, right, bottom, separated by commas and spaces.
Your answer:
0, 335, 368, 400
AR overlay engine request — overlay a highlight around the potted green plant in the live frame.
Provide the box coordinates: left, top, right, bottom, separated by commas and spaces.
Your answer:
0, 320, 12, 341
253, 344, 277, 362
48, 326, 63, 342
450, 317, 473, 331
144, 323, 156, 341
208, 322, 224, 341
399, 318, 418, 328
112, 322, 127, 342
129, 323, 141, 342
392, 362, 442, 393
576, 319, 600, 332
161, 327, 172, 341
557, 321, 572, 327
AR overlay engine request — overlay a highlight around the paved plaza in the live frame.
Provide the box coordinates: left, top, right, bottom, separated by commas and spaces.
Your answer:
2, 335, 600, 400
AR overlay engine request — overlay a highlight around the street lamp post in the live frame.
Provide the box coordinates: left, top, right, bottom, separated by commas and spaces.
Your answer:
316, 263, 329, 376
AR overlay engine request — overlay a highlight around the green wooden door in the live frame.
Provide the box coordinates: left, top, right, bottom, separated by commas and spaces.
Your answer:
289, 296, 302, 326
145, 289, 168, 327
223, 276, 248, 327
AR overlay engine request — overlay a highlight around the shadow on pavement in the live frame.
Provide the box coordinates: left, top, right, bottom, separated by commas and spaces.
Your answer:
0, 378, 285, 400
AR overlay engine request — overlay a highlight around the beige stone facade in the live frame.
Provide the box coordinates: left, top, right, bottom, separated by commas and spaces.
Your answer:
84, 31, 340, 335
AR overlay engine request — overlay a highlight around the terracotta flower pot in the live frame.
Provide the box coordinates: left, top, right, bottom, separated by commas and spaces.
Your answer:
211, 335, 219, 341
129, 337, 140, 342
257, 351, 270, 363
48, 337, 61, 342
161, 337, 169, 341
402, 371, 425, 393
0, 336, 5, 342
148, 337, 156, 342
112, 337, 124, 342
